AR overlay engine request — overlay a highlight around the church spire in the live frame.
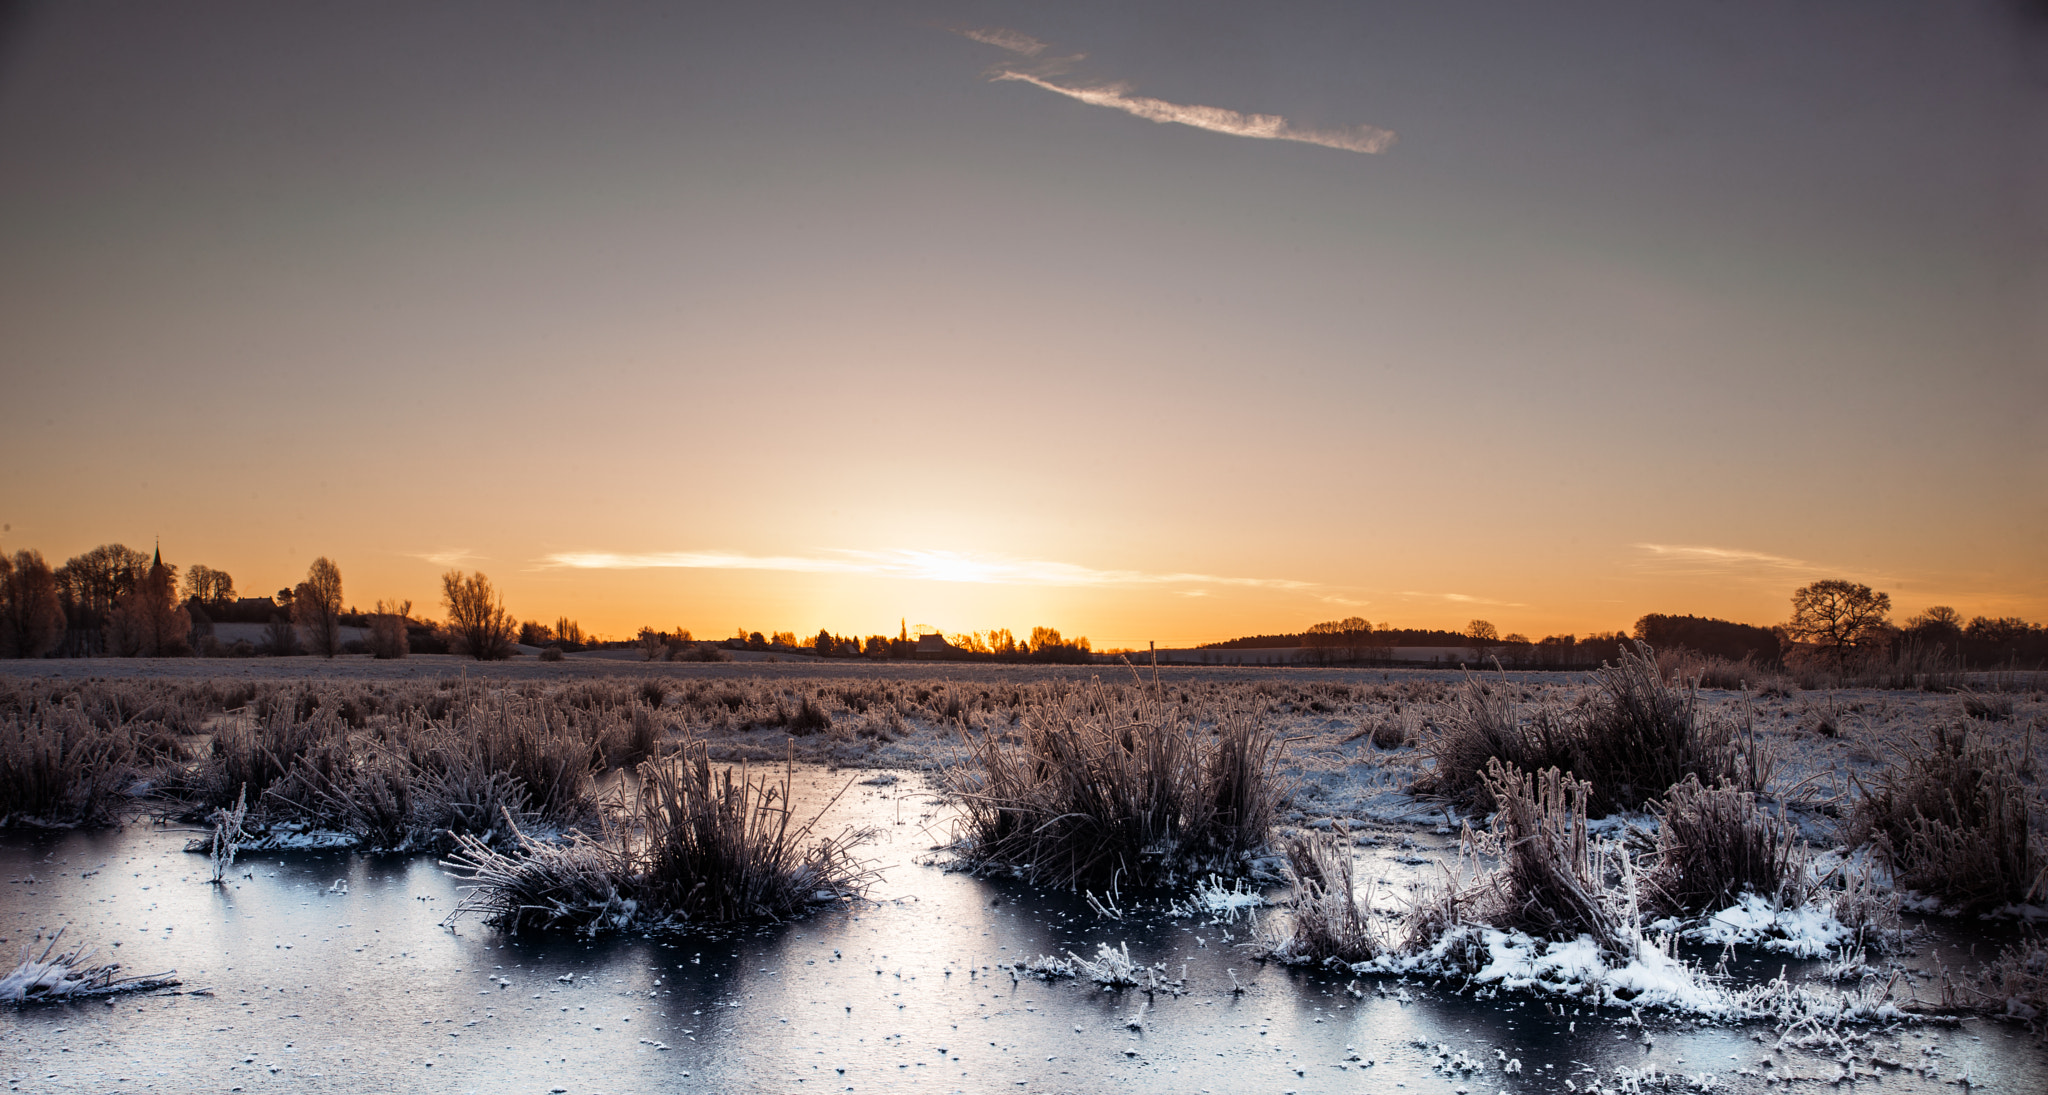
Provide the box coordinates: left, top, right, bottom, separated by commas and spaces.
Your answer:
153, 539, 162, 568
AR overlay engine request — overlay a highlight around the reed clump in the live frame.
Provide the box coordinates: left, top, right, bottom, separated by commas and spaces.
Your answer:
1643, 776, 1801, 917
1962, 937, 2048, 1032
1849, 725, 2046, 915
0, 706, 143, 828
442, 739, 874, 932
1255, 832, 1389, 964
1417, 642, 1758, 815
945, 680, 1281, 888
1473, 760, 1631, 955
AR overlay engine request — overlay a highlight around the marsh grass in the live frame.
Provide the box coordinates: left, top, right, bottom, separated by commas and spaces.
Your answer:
1965, 938, 2048, 1032
635, 743, 873, 922
1474, 760, 1632, 955
1643, 776, 1801, 917
443, 740, 875, 932
945, 679, 1280, 888
1255, 832, 1390, 964
0, 706, 142, 827
0, 929, 178, 1004
1849, 724, 2047, 914
1417, 642, 1758, 815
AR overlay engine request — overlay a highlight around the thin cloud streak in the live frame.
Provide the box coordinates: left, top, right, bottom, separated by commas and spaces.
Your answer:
994, 71, 1395, 154
1633, 543, 1815, 571
1394, 590, 1527, 608
960, 27, 1047, 56
407, 549, 477, 568
955, 26, 1394, 155
1631, 543, 1905, 590
540, 548, 1312, 591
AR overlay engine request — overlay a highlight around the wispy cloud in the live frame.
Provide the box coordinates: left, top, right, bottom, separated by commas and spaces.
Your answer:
1632, 543, 1814, 572
1632, 543, 1909, 591
407, 548, 477, 568
1396, 590, 1526, 608
960, 27, 1047, 56
540, 548, 1312, 591
993, 72, 1396, 154
956, 27, 1394, 155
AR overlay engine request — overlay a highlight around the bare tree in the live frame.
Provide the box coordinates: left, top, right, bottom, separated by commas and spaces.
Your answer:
106, 551, 189, 656
292, 557, 345, 657
0, 550, 65, 658
367, 598, 410, 659
442, 569, 515, 660
55, 543, 149, 655
182, 564, 236, 607
1466, 619, 1500, 662
1787, 579, 1890, 662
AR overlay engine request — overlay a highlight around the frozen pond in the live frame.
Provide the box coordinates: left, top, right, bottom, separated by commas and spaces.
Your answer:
4, 767, 2043, 1094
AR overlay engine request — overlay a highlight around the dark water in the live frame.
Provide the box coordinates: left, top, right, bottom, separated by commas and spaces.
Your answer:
3, 770, 2041, 1094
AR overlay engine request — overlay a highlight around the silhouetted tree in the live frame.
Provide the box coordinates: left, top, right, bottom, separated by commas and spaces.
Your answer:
54, 543, 149, 655
367, 598, 410, 659
442, 569, 516, 660
181, 564, 235, 607
1466, 619, 1500, 661
292, 557, 345, 658
107, 549, 189, 656
1632, 613, 1782, 665
0, 550, 65, 658
1786, 579, 1890, 663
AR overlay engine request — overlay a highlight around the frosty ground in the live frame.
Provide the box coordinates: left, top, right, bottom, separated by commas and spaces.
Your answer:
1, 655, 2043, 1093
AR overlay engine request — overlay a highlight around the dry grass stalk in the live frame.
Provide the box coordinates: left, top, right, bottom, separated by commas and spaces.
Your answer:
442, 739, 875, 932
1418, 642, 1756, 815
1256, 832, 1389, 964
1643, 776, 1801, 917
1476, 759, 1630, 957
1849, 724, 2047, 914
944, 680, 1280, 888
1, 928, 178, 1004
0, 706, 140, 827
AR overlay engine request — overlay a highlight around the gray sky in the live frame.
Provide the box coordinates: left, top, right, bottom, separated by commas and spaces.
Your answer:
1, 1, 2041, 644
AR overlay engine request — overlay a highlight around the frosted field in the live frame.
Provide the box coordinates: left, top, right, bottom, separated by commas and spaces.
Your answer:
2, 659, 2044, 1094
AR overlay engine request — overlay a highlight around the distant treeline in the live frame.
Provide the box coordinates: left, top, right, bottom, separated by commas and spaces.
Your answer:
0, 542, 579, 662
1193, 597, 2045, 672
1204, 627, 1471, 649
688, 624, 1095, 664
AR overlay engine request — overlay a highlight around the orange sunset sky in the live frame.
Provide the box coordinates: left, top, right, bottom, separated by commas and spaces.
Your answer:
2, 3, 2042, 648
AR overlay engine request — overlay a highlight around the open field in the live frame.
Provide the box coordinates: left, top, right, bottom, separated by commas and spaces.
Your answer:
4, 655, 2046, 1092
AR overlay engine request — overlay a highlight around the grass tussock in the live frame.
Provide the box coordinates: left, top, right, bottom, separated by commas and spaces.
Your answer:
945, 680, 1281, 888
1407, 761, 1633, 963
0, 707, 146, 828
442, 740, 874, 932
1417, 641, 1764, 815
1470, 760, 1631, 956
1849, 725, 2047, 915
1643, 776, 1802, 917
1255, 832, 1390, 964
1962, 937, 2048, 1031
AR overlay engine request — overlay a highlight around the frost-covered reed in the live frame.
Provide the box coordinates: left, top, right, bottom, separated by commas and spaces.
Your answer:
1849, 723, 2047, 915
944, 678, 1281, 887
442, 738, 875, 933
1416, 642, 1766, 815
1, 929, 177, 1004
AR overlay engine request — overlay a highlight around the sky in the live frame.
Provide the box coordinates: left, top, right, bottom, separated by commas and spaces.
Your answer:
1, 0, 2043, 648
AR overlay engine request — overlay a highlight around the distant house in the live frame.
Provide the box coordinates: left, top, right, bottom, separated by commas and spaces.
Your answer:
914, 633, 955, 658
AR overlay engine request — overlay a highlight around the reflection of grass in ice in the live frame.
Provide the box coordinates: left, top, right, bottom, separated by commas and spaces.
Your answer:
1, 929, 178, 1004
